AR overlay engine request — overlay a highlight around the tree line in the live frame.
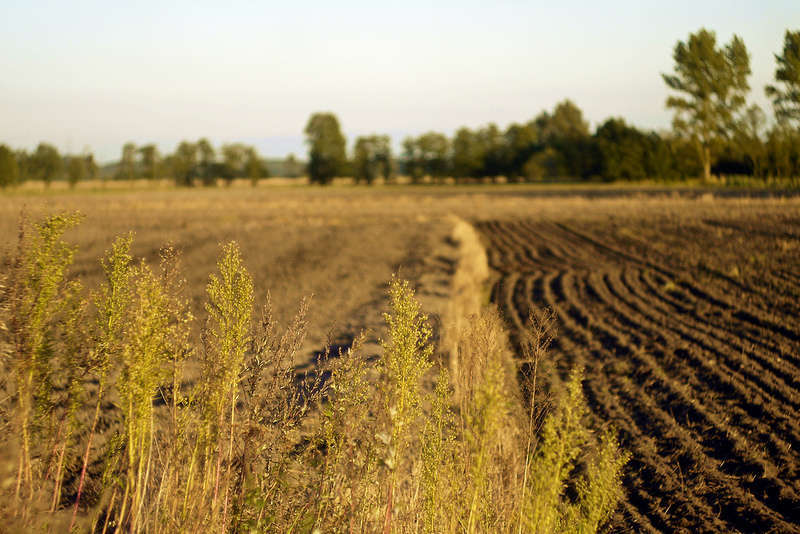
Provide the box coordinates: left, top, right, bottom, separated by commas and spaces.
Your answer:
2, 28, 798, 189
304, 28, 800, 185
0, 139, 271, 189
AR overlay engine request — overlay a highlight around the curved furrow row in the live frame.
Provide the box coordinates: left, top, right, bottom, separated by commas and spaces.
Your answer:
516, 220, 603, 269
700, 218, 800, 242
579, 271, 800, 485
479, 221, 526, 270
556, 271, 800, 524
533, 272, 736, 532
476, 218, 800, 533
638, 268, 800, 373
477, 221, 529, 272
603, 269, 800, 415
556, 222, 800, 349
501, 221, 553, 269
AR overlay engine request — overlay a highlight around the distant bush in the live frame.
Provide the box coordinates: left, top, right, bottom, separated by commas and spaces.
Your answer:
0, 214, 627, 533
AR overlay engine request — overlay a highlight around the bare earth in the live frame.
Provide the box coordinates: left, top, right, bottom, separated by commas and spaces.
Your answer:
2, 185, 799, 533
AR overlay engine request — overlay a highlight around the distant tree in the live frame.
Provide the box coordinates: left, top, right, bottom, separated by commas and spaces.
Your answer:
415, 132, 450, 183
662, 28, 751, 181
594, 118, 651, 181
522, 147, 565, 181
172, 141, 198, 186
285, 153, 300, 178
765, 125, 800, 178
138, 144, 160, 180
0, 144, 19, 188
478, 123, 508, 180
85, 152, 99, 181
304, 112, 347, 185
14, 150, 31, 183
353, 135, 392, 184
117, 142, 137, 180
245, 146, 267, 186
503, 122, 541, 181
733, 105, 767, 177
66, 155, 87, 188
766, 30, 800, 128
451, 128, 484, 181
31, 143, 62, 187
197, 138, 216, 186
401, 137, 424, 183
542, 100, 590, 142
221, 143, 247, 186
541, 100, 596, 179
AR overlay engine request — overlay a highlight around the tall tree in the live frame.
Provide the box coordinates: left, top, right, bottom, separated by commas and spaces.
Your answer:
0, 144, 19, 188
304, 113, 346, 185
542, 100, 590, 142
401, 137, 424, 183
285, 153, 300, 178
733, 105, 767, 177
766, 30, 800, 128
172, 141, 198, 186
31, 143, 62, 187
451, 128, 484, 181
118, 142, 137, 180
138, 144, 160, 180
84, 152, 99, 182
416, 132, 450, 183
221, 143, 247, 185
245, 146, 267, 186
353, 135, 391, 184
662, 28, 751, 181
66, 155, 87, 188
197, 138, 216, 186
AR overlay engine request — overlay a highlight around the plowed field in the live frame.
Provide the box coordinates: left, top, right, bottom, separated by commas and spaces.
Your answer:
477, 212, 800, 533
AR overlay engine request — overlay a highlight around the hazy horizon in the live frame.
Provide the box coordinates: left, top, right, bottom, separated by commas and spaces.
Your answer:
1, 0, 797, 162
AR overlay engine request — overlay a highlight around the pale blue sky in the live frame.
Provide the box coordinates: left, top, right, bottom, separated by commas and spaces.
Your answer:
1, 0, 797, 162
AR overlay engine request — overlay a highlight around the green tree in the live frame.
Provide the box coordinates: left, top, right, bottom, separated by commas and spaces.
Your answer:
662, 28, 751, 181
503, 122, 541, 181
172, 141, 198, 186
766, 30, 800, 127
221, 143, 247, 185
401, 137, 424, 183
14, 150, 32, 183
66, 155, 87, 188
766, 125, 800, 178
285, 153, 300, 178
304, 112, 347, 185
117, 142, 137, 180
594, 118, 651, 181
0, 144, 19, 188
542, 100, 589, 142
31, 143, 62, 187
83, 150, 99, 182
451, 127, 484, 181
245, 146, 267, 186
353, 135, 392, 184
197, 138, 216, 186
733, 105, 767, 177
414, 132, 450, 183
138, 144, 160, 180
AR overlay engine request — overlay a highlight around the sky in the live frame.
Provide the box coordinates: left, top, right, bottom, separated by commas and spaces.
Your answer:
1, 0, 798, 162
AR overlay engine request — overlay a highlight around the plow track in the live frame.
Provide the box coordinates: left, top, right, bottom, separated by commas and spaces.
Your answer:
477, 219, 800, 533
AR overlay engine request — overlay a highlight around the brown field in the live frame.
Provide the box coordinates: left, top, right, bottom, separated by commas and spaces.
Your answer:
476, 202, 800, 533
2, 185, 799, 532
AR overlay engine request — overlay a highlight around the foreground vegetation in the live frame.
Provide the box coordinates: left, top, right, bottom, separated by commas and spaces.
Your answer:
0, 213, 627, 533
